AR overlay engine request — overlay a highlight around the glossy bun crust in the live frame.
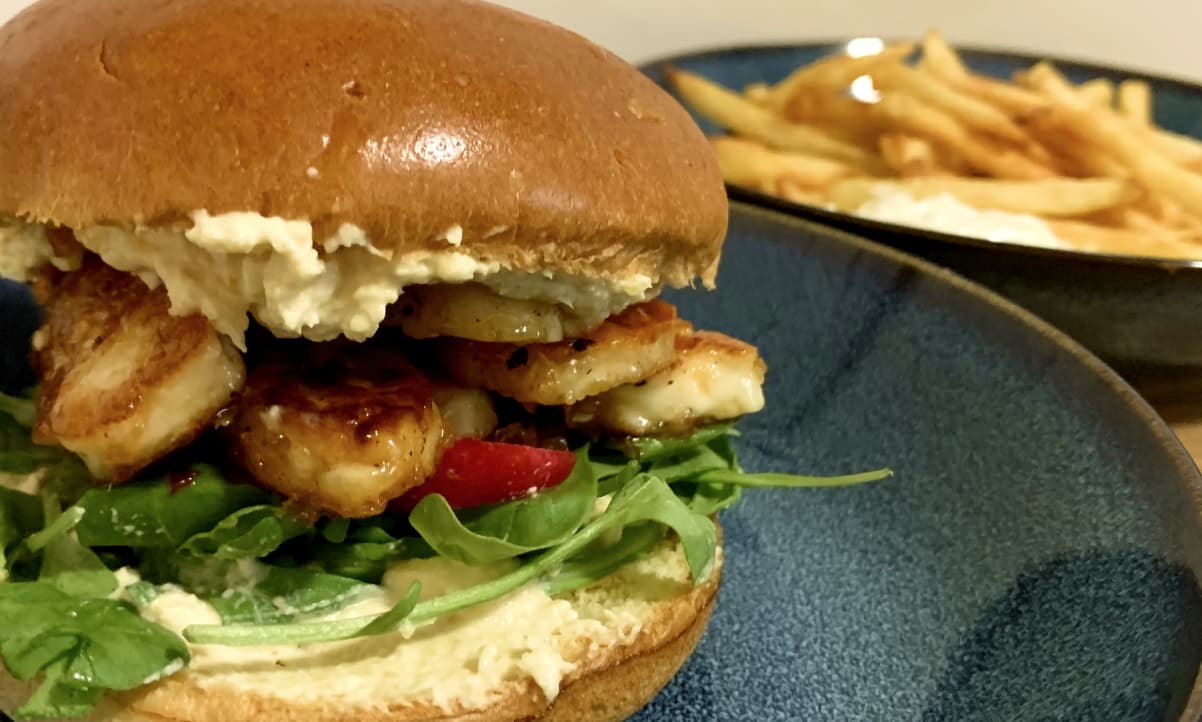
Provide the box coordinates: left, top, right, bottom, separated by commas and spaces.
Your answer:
0, 0, 727, 286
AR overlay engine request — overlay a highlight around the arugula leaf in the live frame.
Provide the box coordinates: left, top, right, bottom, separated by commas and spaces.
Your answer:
645, 445, 730, 483
0, 390, 35, 428
675, 481, 743, 516
358, 581, 421, 636
40, 531, 117, 599
321, 517, 351, 544
0, 487, 42, 576
626, 423, 737, 461
178, 505, 311, 559
16, 657, 104, 719
543, 523, 664, 596
695, 468, 893, 487
409, 448, 597, 565
0, 582, 188, 718
75, 465, 272, 548
172, 557, 375, 625
0, 412, 67, 474
186, 474, 716, 647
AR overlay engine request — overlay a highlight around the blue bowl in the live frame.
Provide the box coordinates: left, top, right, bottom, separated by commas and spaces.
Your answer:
3, 203, 1202, 721
641, 44, 1202, 387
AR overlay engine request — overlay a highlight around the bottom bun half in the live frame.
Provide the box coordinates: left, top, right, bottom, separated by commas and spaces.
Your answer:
1, 536, 721, 722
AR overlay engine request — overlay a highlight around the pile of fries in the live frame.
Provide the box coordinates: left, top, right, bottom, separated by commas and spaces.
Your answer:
667, 30, 1202, 259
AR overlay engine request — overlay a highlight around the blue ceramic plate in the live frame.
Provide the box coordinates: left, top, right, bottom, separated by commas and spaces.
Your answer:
641, 46, 1202, 378
3, 203, 1202, 721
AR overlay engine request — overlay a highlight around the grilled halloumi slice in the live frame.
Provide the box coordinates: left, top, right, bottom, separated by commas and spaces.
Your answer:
231, 348, 450, 518
429, 300, 692, 406
33, 259, 245, 481
567, 331, 766, 436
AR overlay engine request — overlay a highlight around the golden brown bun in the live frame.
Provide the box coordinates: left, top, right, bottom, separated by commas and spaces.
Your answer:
0, 0, 727, 287
1, 543, 719, 722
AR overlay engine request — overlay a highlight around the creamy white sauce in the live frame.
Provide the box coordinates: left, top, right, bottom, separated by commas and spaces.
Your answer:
0, 212, 655, 349
122, 542, 695, 712
0, 224, 77, 281
853, 188, 1069, 249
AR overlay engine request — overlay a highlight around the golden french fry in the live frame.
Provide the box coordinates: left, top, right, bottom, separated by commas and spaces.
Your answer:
709, 136, 861, 189
1134, 125, 1202, 170
667, 67, 886, 171
957, 75, 1051, 117
869, 92, 1054, 179
878, 133, 952, 177
827, 177, 1141, 216
782, 90, 881, 140
1118, 79, 1152, 123
1077, 78, 1114, 108
1046, 219, 1202, 258
872, 64, 1032, 146
743, 81, 772, 104
762, 42, 916, 109
918, 28, 969, 82
776, 178, 829, 206
1022, 63, 1202, 217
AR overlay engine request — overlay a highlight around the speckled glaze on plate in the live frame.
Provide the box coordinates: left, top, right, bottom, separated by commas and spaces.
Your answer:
640, 45, 1202, 380
3, 203, 1202, 721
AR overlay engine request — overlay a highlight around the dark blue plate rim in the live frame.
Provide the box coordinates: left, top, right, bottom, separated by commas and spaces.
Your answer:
727, 199, 1202, 720
640, 42, 1202, 272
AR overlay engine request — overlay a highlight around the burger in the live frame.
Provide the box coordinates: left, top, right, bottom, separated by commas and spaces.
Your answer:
0, 1, 886, 720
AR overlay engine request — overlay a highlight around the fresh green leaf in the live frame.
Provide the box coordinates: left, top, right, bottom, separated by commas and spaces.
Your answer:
0, 487, 42, 539
645, 445, 730, 483
321, 517, 351, 544
0, 391, 35, 428
0, 413, 66, 474
186, 474, 716, 647
676, 481, 743, 516
0, 582, 188, 717
75, 465, 273, 548
15, 657, 103, 720
601, 474, 717, 582
544, 523, 664, 596
305, 537, 424, 584
179, 505, 311, 559
409, 448, 598, 565
626, 423, 737, 461
595, 459, 639, 497
358, 581, 421, 636
695, 468, 892, 487
18, 506, 84, 555
40, 531, 117, 599
174, 558, 374, 625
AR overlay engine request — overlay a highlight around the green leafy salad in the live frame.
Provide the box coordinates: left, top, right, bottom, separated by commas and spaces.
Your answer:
0, 389, 888, 720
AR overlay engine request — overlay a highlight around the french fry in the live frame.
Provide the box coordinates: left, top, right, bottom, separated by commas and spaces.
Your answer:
919, 29, 969, 82
869, 92, 1054, 179
1077, 78, 1115, 108
776, 179, 829, 206
1022, 63, 1202, 217
872, 64, 1032, 146
710, 136, 861, 189
743, 81, 771, 104
878, 133, 953, 177
1047, 219, 1202, 259
670, 29, 1202, 260
761, 42, 916, 109
1118, 79, 1152, 124
827, 177, 1141, 216
667, 67, 887, 172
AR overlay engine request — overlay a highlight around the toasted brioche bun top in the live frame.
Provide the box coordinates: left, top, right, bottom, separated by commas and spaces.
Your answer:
0, 0, 727, 287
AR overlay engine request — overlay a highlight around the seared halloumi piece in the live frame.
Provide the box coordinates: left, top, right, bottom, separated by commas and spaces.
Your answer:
567, 331, 766, 436
430, 300, 692, 406
33, 259, 245, 481
231, 349, 447, 518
